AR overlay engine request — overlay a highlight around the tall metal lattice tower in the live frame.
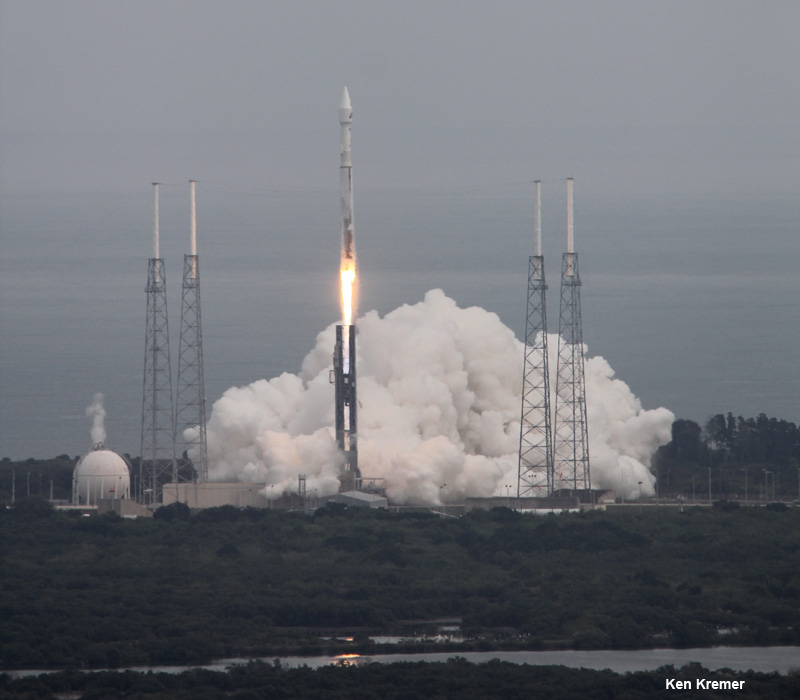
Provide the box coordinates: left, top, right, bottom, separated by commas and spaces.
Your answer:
140, 183, 176, 504
175, 181, 208, 482
553, 178, 591, 492
518, 181, 553, 496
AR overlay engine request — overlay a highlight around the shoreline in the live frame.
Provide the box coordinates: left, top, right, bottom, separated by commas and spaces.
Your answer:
6, 644, 800, 678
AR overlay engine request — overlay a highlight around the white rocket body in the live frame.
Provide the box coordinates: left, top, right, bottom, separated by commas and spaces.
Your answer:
339, 87, 355, 262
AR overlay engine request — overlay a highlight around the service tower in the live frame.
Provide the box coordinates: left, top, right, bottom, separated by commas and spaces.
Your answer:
518, 180, 554, 496
175, 180, 208, 483
140, 183, 176, 504
553, 178, 591, 493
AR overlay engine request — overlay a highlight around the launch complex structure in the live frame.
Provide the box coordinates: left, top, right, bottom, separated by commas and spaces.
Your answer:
518, 178, 591, 498
142, 90, 363, 506
141, 88, 589, 508
330, 90, 590, 502
175, 181, 209, 484
140, 183, 175, 504
517, 181, 553, 496
140, 182, 209, 504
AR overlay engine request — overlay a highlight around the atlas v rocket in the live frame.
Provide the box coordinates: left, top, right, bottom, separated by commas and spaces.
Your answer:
339, 87, 355, 265
334, 87, 359, 489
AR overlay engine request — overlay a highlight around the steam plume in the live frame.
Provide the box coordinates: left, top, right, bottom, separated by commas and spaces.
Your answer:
204, 290, 674, 503
86, 392, 106, 445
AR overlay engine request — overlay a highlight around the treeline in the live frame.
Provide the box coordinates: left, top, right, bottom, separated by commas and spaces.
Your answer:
0, 455, 193, 504
2, 412, 799, 504
655, 413, 800, 500
0, 455, 77, 502
2, 502, 799, 670
3, 659, 799, 700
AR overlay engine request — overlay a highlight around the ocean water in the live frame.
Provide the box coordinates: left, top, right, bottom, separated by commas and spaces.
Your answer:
0, 185, 797, 460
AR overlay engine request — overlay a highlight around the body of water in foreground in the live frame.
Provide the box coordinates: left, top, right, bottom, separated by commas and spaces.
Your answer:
8, 646, 800, 679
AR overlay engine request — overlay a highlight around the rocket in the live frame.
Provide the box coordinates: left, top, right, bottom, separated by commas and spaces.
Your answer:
339, 87, 355, 261
335, 87, 359, 484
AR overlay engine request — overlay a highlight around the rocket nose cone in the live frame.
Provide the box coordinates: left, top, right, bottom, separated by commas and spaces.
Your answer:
339, 88, 352, 124
340, 86, 351, 111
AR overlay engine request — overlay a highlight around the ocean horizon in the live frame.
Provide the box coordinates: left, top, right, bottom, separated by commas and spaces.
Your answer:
1, 184, 797, 460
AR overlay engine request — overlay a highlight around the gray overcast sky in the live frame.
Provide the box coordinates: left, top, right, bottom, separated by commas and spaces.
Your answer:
1, 0, 798, 196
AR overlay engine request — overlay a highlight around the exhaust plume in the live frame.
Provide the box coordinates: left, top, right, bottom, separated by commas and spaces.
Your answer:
204, 290, 674, 503
85, 392, 106, 446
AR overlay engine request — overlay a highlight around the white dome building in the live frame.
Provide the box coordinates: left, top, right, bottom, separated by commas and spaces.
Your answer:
73, 444, 131, 505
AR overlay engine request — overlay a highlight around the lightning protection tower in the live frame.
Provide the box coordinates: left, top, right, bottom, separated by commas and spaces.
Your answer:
518, 181, 553, 496
140, 183, 176, 504
175, 180, 208, 482
553, 178, 591, 493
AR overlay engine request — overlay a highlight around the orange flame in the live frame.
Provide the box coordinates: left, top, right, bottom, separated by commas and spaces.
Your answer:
340, 261, 356, 326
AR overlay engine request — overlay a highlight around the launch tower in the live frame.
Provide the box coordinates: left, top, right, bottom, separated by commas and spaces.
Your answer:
175, 180, 208, 482
553, 178, 591, 492
140, 183, 176, 504
517, 181, 554, 496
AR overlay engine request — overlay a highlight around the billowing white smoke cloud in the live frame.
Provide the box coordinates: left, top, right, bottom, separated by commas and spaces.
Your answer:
583, 355, 674, 500
205, 290, 674, 503
86, 392, 107, 445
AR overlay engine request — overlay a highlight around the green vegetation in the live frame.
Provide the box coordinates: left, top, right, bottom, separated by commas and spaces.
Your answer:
1, 413, 798, 675
1, 502, 799, 670
655, 413, 800, 500
0, 455, 78, 502
3, 659, 799, 700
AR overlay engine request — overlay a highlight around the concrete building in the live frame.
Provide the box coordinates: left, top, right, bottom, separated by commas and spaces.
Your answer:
162, 482, 269, 509
97, 498, 151, 518
326, 491, 388, 509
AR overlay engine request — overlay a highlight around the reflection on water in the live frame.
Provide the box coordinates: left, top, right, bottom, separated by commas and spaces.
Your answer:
11, 646, 798, 679
282, 646, 800, 675
332, 654, 367, 667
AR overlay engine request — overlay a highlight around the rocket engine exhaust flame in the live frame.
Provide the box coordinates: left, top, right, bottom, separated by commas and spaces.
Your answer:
341, 263, 356, 327
339, 86, 357, 327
